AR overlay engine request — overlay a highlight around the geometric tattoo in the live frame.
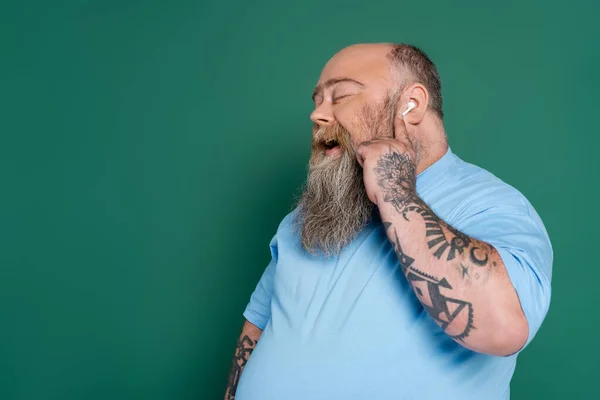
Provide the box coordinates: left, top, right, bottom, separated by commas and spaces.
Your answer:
385, 222, 475, 340
406, 270, 475, 341
225, 335, 257, 400
373, 150, 486, 265
373, 150, 487, 341
402, 202, 473, 262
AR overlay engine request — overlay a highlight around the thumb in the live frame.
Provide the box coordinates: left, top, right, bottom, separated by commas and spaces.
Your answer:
393, 113, 409, 140
355, 142, 369, 168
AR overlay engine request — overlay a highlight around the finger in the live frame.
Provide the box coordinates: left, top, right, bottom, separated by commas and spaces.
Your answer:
361, 137, 401, 146
360, 138, 406, 155
358, 138, 393, 148
356, 142, 369, 168
375, 133, 394, 140
393, 113, 409, 140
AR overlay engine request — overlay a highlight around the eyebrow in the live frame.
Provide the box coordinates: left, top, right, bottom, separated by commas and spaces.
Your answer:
311, 77, 365, 101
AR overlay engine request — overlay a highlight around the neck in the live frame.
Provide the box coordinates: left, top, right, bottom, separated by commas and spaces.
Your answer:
413, 115, 448, 175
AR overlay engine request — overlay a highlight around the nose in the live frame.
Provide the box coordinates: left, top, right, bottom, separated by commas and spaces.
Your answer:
310, 101, 335, 127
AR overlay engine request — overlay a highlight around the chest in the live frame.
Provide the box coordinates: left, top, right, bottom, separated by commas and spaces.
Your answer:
271, 224, 429, 341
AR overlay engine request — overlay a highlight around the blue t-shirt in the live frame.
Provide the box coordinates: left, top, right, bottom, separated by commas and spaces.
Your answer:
236, 147, 553, 400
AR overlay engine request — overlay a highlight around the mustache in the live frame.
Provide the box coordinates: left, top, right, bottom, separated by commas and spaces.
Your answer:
312, 124, 356, 154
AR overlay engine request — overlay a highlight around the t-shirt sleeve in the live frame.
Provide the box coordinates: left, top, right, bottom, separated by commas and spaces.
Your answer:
243, 234, 278, 330
459, 201, 553, 349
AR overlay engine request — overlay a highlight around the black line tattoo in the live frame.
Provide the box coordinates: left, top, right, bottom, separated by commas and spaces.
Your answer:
384, 222, 475, 340
374, 150, 492, 268
407, 267, 475, 341
374, 149, 417, 212
457, 262, 493, 284
402, 201, 473, 262
459, 263, 470, 278
384, 221, 415, 273
470, 246, 489, 266
225, 335, 257, 400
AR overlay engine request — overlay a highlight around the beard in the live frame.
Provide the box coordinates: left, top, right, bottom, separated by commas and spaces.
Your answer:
295, 123, 373, 256
295, 93, 403, 256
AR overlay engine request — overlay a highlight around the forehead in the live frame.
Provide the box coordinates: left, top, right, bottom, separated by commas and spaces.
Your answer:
318, 44, 393, 86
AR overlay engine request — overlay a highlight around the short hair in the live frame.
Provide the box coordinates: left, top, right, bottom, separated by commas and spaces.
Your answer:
387, 44, 443, 119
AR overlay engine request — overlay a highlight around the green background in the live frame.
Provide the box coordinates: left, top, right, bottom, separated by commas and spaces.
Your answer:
1, 0, 598, 399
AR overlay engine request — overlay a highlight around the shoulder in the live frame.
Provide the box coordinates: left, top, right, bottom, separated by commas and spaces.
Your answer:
269, 207, 301, 246
441, 154, 551, 252
440, 152, 537, 219
425, 152, 550, 248
277, 207, 300, 232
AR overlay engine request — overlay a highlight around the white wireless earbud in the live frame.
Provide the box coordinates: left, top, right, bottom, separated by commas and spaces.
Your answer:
401, 101, 416, 117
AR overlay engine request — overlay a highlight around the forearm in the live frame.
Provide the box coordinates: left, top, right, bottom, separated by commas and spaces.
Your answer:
224, 320, 262, 400
379, 196, 528, 356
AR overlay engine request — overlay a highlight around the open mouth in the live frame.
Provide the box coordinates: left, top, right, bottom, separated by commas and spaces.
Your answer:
324, 139, 341, 155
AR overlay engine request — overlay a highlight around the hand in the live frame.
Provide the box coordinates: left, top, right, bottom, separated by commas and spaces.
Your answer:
355, 115, 417, 210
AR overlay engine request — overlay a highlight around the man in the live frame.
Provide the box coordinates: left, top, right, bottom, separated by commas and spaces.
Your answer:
224, 43, 553, 400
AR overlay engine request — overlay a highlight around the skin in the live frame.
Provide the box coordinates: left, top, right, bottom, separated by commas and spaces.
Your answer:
224, 320, 262, 400
310, 43, 447, 171
356, 114, 527, 355
225, 43, 529, 398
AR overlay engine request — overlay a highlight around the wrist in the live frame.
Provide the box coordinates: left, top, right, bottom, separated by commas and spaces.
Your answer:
375, 190, 420, 213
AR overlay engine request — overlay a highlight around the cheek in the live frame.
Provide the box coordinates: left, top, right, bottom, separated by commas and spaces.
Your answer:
334, 106, 370, 145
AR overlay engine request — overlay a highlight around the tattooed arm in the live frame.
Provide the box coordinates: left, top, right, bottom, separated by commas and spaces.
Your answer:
356, 125, 528, 357
378, 189, 527, 356
224, 320, 262, 400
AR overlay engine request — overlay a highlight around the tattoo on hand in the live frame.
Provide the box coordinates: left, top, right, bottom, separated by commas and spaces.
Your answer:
385, 222, 475, 340
225, 335, 257, 400
373, 149, 417, 211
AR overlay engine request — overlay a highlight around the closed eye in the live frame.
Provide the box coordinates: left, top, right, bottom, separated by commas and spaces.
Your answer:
332, 94, 351, 104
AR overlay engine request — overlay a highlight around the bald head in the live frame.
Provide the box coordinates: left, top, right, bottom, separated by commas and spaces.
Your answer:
312, 43, 442, 123
319, 44, 394, 87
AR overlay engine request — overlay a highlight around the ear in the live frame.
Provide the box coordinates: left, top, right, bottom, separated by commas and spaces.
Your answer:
397, 83, 428, 124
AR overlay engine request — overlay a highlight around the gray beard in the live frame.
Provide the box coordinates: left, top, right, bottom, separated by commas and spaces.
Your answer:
295, 91, 424, 256
295, 145, 374, 257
